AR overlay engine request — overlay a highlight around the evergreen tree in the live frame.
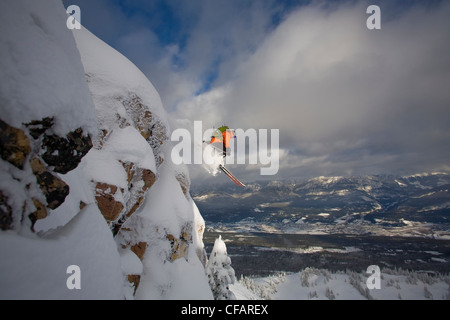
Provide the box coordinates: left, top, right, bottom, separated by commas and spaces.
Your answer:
206, 235, 236, 300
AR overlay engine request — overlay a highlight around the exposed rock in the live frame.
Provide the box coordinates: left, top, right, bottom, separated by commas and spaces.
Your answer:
167, 223, 193, 261
127, 275, 141, 295
119, 242, 147, 294
119, 93, 153, 140
155, 154, 165, 168
110, 162, 157, 236
98, 129, 109, 147
117, 93, 168, 166
120, 161, 156, 193
126, 196, 144, 219
1, 117, 91, 231
130, 241, 147, 260
28, 198, 47, 231
176, 172, 190, 197
121, 161, 135, 185
41, 127, 92, 174
141, 168, 157, 192
0, 118, 31, 169
169, 237, 189, 261
23, 116, 93, 174
23, 117, 54, 139
95, 182, 124, 222
29, 157, 70, 210
0, 191, 13, 231
148, 120, 168, 147
79, 201, 87, 210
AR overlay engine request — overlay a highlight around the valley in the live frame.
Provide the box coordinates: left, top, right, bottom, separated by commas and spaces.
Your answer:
204, 231, 450, 277
197, 173, 450, 277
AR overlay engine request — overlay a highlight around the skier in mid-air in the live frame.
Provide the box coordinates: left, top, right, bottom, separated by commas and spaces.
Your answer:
209, 125, 234, 158
205, 126, 245, 187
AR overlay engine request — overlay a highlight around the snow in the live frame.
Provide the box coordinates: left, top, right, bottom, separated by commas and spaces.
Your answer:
124, 173, 213, 300
81, 126, 156, 189
136, 160, 191, 236
3, 0, 447, 301
72, 24, 168, 136
101, 126, 156, 172
202, 146, 225, 176
0, 204, 124, 299
138, 252, 212, 300
314, 176, 344, 184
0, 0, 98, 235
0, 160, 35, 231
0, 0, 97, 136
119, 247, 143, 276
73, 25, 212, 300
206, 236, 236, 300
1, 0, 212, 300
233, 269, 450, 300
35, 158, 95, 232
317, 213, 330, 217
191, 198, 207, 257
82, 148, 129, 189
395, 179, 407, 187
211, 235, 228, 255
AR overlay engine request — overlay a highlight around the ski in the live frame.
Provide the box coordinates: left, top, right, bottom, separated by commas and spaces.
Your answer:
219, 164, 246, 187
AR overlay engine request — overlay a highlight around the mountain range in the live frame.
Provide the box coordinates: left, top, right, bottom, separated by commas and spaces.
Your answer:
193, 172, 450, 238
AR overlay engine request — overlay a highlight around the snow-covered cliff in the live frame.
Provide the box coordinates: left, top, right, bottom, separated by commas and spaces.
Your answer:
0, 0, 211, 299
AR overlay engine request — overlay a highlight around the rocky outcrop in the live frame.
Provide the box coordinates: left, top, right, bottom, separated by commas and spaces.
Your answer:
175, 171, 191, 198
0, 191, 13, 231
29, 198, 47, 231
94, 162, 157, 235
77, 86, 172, 294
95, 182, 124, 222
93, 137, 158, 234
0, 118, 31, 169
0, 1, 211, 299
0, 116, 92, 231
29, 157, 70, 210
118, 92, 168, 153
24, 117, 93, 174
167, 223, 193, 262
127, 241, 147, 294
41, 128, 92, 174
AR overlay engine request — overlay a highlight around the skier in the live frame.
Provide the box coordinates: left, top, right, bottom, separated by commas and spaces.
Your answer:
206, 125, 245, 187
209, 125, 235, 158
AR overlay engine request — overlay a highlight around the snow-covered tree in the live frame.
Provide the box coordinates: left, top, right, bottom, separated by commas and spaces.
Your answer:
206, 235, 236, 300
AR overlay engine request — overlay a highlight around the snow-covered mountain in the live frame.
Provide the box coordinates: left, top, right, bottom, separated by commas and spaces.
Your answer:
0, 0, 211, 299
194, 173, 450, 237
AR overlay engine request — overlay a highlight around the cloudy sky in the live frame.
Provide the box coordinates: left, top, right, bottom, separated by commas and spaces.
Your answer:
64, 0, 450, 185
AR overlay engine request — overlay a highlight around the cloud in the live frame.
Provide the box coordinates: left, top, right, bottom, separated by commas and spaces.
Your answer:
64, 0, 450, 183
174, 1, 450, 181
150, 0, 281, 110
